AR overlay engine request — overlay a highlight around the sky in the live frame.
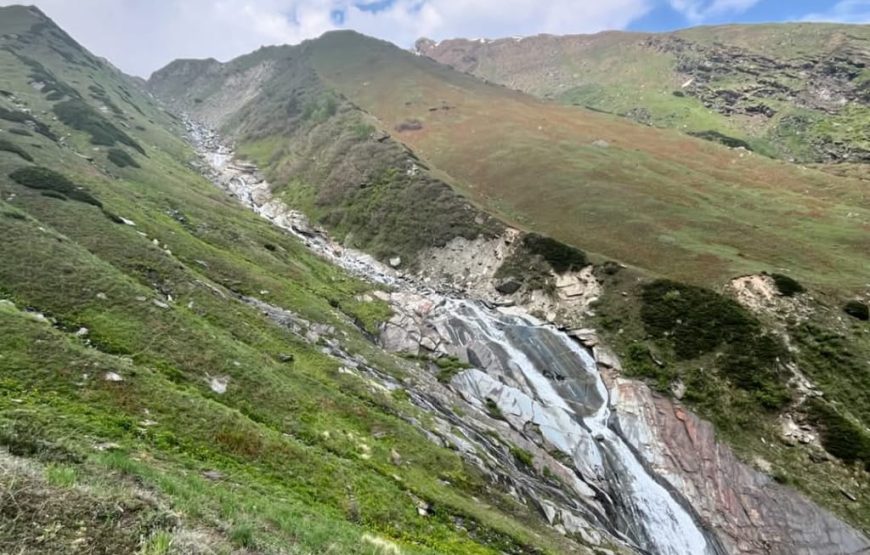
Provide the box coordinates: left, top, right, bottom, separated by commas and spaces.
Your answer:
1, 0, 868, 77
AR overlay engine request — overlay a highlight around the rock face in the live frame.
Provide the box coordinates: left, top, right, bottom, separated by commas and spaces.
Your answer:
612, 380, 869, 554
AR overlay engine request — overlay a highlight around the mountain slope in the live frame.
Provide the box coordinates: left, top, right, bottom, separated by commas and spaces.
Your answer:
0, 6, 604, 554
311, 31, 868, 292
416, 24, 870, 165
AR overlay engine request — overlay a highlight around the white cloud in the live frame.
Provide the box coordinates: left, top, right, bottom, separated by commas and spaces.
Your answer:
669, 0, 760, 23
0, 0, 653, 77
801, 0, 870, 23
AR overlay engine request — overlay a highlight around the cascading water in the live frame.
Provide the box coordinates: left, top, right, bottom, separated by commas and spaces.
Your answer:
189, 119, 726, 555
437, 301, 718, 555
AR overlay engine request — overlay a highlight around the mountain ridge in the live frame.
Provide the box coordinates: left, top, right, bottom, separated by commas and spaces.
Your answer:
416, 22, 870, 165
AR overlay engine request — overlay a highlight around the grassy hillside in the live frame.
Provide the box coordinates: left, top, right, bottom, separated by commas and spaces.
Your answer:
0, 6, 594, 553
417, 24, 870, 166
309, 31, 869, 293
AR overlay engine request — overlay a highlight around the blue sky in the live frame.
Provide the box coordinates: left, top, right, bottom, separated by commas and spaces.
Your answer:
1, 0, 868, 76
630, 0, 870, 31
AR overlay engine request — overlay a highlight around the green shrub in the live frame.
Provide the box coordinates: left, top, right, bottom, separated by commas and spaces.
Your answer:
302, 94, 338, 123
435, 356, 470, 383
229, 523, 255, 548
805, 398, 870, 471
641, 280, 756, 359
521, 233, 587, 273
53, 99, 144, 154
484, 398, 504, 420
767, 272, 805, 297
9, 166, 101, 207
640, 280, 789, 408
494, 233, 587, 293
0, 107, 57, 141
688, 130, 753, 151
107, 147, 140, 168
843, 300, 869, 321
509, 445, 534, 468
0, 138, 33, 162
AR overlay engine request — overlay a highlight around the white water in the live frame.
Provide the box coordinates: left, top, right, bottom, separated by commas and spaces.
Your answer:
189, 120, 718, 555
442, 300, 714, 555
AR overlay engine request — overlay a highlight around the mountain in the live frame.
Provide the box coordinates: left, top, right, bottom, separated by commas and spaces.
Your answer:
147, 24, 870, 548
1, 4, 868, 554
0, 6, 594, 554
416, 24, 870, 167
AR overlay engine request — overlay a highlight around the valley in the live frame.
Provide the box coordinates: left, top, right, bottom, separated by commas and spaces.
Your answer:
0, 4, 868, 554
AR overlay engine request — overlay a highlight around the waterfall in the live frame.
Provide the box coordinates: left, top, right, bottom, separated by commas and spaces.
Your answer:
439, 300, 717, 555
189, 118, 725, 555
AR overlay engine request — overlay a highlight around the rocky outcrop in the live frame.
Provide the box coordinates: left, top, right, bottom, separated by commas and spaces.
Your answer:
611, 378, 869, 554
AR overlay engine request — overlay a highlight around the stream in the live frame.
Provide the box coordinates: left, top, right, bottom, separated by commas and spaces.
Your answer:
187, 119, 725, 555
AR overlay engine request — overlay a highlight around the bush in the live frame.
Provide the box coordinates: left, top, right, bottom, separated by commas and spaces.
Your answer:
52, 99, 144, 154
107, 148, 140, 168
767, 273, 805, 297
0, 138, 33, 162
9, 166, 101, 207
640, 280, 789, 408
843, 300, 869, 321
509, 445, 534, 468
0, 107, 57, 141
805, 398, 870, 471
641, 280, 756, 359
688, 130, 752, 151
435, 356, 470, 383
521, 233, 588, 273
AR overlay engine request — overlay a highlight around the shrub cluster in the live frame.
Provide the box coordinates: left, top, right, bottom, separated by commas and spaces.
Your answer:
107, 147, 140, 168
805, 398, 870, 471
494, 233, 588, 293
688, 130, 753, 151
53, 99, 144, 154
767, 272, 805, 297
0, 138, 33, 162
640, 280, 789, 408
0, 107, 57, 141
843, 300, 869, 321
9, 166, 101, 207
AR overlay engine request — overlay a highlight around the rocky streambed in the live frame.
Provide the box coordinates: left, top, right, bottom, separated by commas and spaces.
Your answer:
187, 119, 869, 555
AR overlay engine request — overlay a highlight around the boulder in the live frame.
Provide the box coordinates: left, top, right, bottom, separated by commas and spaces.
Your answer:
495, 279, 522, 295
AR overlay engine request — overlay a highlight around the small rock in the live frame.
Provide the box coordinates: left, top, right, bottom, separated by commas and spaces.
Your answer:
389, 256, 402, 268
840, 488, 858, 502
94, 442, 121, 451
208, 375, 229, 394
671, 380, 686, 400
390, 448, 402, 466
495, 279, 522, 295
152, 299, 169, 309
96, 292, 108, 300
104, 372, 124, 382
203, 470, 224, 481
278, 353, 295, 363
74, 327, 89, 337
